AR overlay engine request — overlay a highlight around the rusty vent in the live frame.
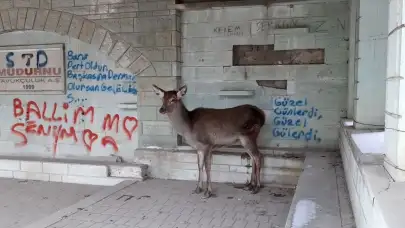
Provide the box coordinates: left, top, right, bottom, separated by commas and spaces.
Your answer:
233, 45, 325, 66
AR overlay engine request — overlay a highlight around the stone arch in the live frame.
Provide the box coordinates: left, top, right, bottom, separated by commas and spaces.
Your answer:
0, 7, 157, 77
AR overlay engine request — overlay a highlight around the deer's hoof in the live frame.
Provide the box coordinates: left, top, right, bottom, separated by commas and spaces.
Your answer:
250, 186, 260, 194
202, 190, 213, 199
192, 187, 202, 194
243, 183, 253, 191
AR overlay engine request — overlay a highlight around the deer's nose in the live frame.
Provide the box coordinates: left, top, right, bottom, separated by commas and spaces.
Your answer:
159, 107, 167, 114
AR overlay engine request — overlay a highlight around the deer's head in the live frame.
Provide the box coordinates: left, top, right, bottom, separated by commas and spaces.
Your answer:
152, 84, 187, 114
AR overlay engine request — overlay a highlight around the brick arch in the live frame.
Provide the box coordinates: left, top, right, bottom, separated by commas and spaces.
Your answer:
0, 7, 157, 77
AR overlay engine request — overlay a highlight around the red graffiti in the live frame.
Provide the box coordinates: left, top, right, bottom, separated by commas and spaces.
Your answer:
82, 129, 98, 152
123, 116, 138, 140
11, 98, 139, 155
101, 136, 118, 152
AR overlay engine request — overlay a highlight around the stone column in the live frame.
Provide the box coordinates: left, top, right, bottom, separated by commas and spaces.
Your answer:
351, 0, 388, 129
136, 0, 181, 149
384, 0, 405, 181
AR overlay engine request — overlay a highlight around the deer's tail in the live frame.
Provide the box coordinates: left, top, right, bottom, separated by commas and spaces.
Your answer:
250, 105, 266, 127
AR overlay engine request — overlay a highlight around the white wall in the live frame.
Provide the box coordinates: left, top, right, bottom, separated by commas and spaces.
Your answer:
0, 31, 139, 160
181, 0, 349, 149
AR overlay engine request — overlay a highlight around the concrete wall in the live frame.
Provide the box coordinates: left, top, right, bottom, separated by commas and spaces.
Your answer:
180, 0, 349, 149
0, 31, 139, 160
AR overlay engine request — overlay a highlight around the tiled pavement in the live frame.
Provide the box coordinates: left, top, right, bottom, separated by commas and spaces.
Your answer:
43, 179, 295, 228
0, 178, 102, 228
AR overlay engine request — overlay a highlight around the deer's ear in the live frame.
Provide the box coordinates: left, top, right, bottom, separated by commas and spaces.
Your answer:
152, 84, 165, 98
177, 85, 187, 98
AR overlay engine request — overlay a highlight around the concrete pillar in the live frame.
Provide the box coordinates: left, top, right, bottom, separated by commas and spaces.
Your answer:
351, 0, 388, 129
384, 0, 405, 181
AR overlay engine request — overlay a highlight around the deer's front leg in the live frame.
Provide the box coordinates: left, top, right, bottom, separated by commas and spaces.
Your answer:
202, 149, 213, 199
192, 150, 205, 194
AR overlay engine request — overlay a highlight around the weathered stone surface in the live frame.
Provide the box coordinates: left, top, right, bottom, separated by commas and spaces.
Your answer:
68, 16, 84, 38
8, 8, 18, 30
14, 0, 39, 8
99, 31, 115, 55
117, 46, 142, 68
1, 11, 11, 30
138, 65, 157, 77
25, 8, 36, 29
109, 41, 130, 61
16, 8, 27, 30
142, 121, 173, 136
128, 55, 151, 75
33, 9, 48, 30
56, 12, 73, 35
137, 76, 177, 91
0, 0, 12, 10
90, 26, 107, 48
79, 20, 96, 43
138, 106, 158, 121
52, 0, 74, 8
39, 0, 50, 8
44, 10, 61, 32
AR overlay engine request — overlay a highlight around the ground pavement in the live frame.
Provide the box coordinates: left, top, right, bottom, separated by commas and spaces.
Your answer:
0, 178, 102, 228
25, 179, 295, 228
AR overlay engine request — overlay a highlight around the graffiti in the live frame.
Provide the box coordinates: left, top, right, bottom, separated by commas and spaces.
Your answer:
272, 97, 322, 142
213, 25, 244, 36
10, 98, 138, 155
66, 50, 136, 95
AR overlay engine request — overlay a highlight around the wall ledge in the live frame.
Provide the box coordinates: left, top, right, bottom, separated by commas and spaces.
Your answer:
340, 120, 405, 228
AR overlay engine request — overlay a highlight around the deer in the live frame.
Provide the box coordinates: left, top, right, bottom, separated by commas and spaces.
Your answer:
152, 84, 266, 198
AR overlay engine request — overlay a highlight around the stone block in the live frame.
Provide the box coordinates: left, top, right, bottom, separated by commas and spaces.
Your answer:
1, 11, 11, 30
61, 175, 123, 186
213, 154, 242, 166
25, 8, 36, 29
56, 12, 73, 35
109, 165, 147, 179
108, 3, 138, 13
68, 16, 84, 38
118, 47, 142, 68
137, 76, 177, 91
0, 170, 13, 178
109, 41, 130, 61
163, 47, 177, 61
139, 135, 177, 148
50, 174, 63, 182
16, 8, 27, 30
74, 0, 97, 6
182, 51, 232, 67
156, 31, 172, 46
274, 34, 316, 50
33, 9, 48, 30
153, 62, 172, 76
138, 91, 161, 106
52, 0, 74, 8
67, 164, 108, 177
138, 66, 157, 77
0, 159, 20, 171
44, 11, 61, 32
8, 8, 17, 29
13, 171, 50, 181
91, 26, 107, 48
21, 161, 42, 172
79, 20, 96, 43
137, 47, 164, 61
40, 0, 50, 8
182, 22, 250, 38
128, 55, 151, 75
99, 31, 115, 55
0, 0, 12, 9
42, 162, 68, 175
138, 106, 158, 121
142, 121, 173, 136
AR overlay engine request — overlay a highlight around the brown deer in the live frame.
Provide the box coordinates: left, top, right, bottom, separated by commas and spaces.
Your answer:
152, 84, 266, 198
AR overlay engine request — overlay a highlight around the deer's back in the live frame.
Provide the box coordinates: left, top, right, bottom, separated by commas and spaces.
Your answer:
187, 104, 265, 145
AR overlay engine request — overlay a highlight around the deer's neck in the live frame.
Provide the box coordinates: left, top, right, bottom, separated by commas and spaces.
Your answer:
167, 102, 192, 136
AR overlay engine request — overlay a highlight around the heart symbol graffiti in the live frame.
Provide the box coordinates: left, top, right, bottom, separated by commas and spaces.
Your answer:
82, 129, 98, 152
101, 136, 118, 152
123, 116, 138, 140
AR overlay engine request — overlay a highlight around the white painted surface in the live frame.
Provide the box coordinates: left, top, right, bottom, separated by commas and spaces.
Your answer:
0, 31, 139, 160
351, 132, 385, 154
292, 200, 317, 228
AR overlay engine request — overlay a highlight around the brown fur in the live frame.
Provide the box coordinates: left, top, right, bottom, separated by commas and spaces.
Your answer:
152, 84, 265, 197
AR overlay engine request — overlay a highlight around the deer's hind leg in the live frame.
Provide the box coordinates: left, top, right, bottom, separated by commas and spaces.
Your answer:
241, 152, 256, 190
202, 148, 214, 198
240, 136, 262, 194
193, 150, 205, 194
